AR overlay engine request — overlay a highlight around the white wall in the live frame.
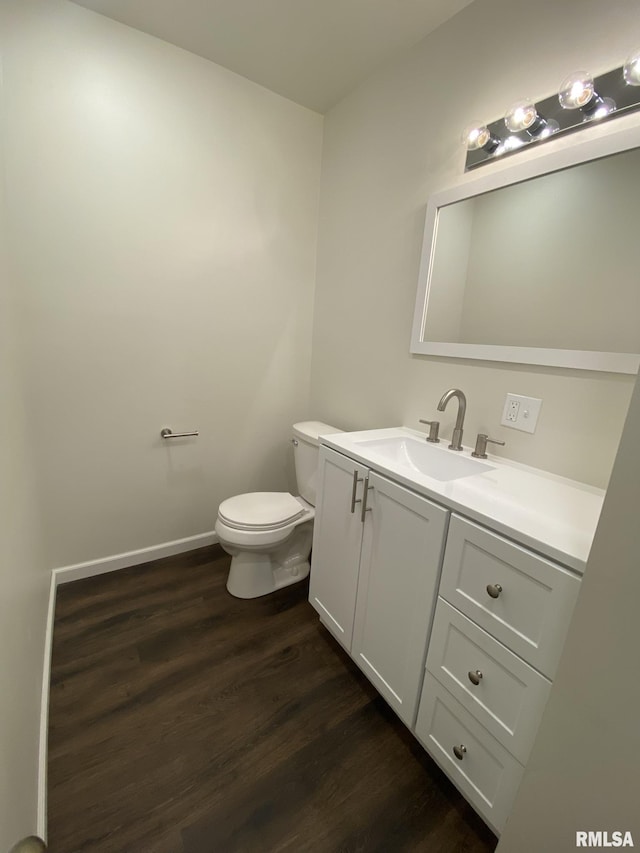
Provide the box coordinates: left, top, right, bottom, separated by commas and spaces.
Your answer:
0, 42, 48, 847
311, 0, 640, 488
4, 0, 323, 569
497, 373, 640, 849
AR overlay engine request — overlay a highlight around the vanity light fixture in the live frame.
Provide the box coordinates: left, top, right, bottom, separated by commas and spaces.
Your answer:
463, 51, 640, 170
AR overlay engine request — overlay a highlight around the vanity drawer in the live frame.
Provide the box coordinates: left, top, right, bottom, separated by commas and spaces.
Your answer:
415, 674, 524, 835
439, 515, 581, 677
426, 598, 552, 763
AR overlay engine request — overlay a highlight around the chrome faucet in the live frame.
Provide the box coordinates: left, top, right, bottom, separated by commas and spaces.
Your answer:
437, 388, 467, 451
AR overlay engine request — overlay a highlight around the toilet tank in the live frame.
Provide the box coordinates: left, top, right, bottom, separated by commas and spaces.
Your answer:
292, 421, 342, 506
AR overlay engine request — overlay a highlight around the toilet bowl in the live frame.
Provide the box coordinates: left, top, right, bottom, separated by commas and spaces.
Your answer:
215, 421, 341, 599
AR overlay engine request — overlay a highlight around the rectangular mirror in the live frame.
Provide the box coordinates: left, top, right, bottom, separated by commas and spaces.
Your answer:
411, 124, 640, 373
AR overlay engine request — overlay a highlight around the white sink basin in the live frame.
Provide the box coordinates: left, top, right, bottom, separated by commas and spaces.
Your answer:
354, 435, 495, 481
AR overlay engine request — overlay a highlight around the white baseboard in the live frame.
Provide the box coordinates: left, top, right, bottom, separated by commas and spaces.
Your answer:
53, 531, 219, 585
37, 571, 57, 842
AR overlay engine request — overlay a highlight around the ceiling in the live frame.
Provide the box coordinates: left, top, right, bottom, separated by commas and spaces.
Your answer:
70, 0, 475, 113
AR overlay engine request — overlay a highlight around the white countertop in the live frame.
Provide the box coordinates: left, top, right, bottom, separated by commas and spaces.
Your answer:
320, 427, 605, 574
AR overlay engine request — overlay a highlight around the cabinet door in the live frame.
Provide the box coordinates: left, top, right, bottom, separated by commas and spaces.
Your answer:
309, 447, 368, 652
351, 471, 449, 726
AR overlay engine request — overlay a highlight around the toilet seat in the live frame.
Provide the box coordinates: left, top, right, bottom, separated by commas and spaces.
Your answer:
216, 493, 313, 549
218, 492, 306, 531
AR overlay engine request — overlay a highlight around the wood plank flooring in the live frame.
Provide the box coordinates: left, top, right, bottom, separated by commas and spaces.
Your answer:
48, 546, 497, 853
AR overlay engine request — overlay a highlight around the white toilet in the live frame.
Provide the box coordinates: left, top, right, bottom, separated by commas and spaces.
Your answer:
215, 421, 342, 599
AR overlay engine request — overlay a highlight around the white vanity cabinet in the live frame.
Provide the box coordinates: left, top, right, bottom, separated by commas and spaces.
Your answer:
309, 432, 592, 837
309, 446, 449, 726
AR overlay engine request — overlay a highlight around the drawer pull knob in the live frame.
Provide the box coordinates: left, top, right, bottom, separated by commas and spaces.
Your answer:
468, 669, 483, 686
486, 583, 503, 599
453, 744, 467, 761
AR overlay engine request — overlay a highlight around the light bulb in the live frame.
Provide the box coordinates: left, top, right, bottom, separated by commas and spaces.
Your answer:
623, 49, 640, 86
504, 99, 539, 132
462, 123, 500, 153
558, 70, 615, 120
504, 99, 556, 139
559, 71, 595, 110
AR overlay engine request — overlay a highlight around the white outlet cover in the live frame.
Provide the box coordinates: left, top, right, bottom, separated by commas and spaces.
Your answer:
501, 394, 542, 434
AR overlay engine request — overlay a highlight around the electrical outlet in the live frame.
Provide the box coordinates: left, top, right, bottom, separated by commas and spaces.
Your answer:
501, 394, 542, 434
506, 399, 520, 422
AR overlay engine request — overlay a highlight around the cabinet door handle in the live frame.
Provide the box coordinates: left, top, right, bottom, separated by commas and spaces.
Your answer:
486, 583, 503, 599
350, 470, 363, 513
360, 476, 373, 523
468, 670, 483, 686
453, 744, 467, 761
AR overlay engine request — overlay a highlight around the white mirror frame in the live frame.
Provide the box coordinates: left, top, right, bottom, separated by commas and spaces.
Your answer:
410, 121, 640, 374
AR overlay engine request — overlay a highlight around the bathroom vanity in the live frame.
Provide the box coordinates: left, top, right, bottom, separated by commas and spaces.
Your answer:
308, 427, 603, 835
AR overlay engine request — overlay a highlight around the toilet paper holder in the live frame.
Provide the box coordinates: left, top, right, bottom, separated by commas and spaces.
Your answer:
160, 427, 199, 439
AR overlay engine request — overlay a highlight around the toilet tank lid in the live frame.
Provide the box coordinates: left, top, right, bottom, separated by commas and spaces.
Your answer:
292, 421, 343, 446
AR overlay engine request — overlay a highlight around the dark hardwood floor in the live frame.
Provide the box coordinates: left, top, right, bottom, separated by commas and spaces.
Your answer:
48, 546, 497, 853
